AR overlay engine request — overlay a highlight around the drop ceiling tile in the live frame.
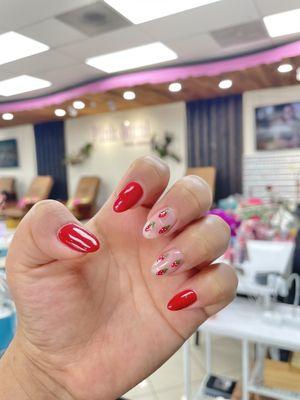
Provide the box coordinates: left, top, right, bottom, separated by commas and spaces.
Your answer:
139, 0, 260, 41
271, 33, 300, 45
0, 69, 14, 81
19, 18, 87, 48
254, 0, 300, 16
166, 33, 221, 63
58, 25, 153, 59
3, 63, 105, 101
219, 37, 273, 57
5, 50, 77, 75
0, 0, 99, 30
38, 63, 105, 89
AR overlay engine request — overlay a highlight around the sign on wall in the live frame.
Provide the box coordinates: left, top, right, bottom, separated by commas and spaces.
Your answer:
0, 139, 19, 167
91, 120, 151, 145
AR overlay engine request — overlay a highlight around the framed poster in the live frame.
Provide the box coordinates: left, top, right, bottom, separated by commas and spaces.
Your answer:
255, 102, 300, 150
0, 139, 19, 167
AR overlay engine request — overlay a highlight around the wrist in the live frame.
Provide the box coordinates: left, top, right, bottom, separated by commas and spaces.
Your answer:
0, 345, 30, 400
0, 337, 73, 400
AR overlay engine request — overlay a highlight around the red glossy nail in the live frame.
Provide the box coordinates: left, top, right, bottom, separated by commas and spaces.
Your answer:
113, 181, 143, 213
167, 289, 197, 311
58, 223, 100, 253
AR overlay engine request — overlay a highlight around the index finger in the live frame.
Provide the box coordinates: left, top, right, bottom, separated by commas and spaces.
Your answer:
107, 155, 170, 213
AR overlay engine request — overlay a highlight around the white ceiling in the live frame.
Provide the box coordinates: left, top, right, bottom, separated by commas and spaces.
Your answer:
1, 0, 300, 100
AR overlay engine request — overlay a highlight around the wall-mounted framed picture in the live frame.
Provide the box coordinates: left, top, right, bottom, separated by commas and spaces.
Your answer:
0, 139, 19, 167
255, 102, 300, 151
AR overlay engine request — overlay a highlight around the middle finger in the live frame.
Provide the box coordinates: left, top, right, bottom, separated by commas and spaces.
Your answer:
143, 175, 212, 239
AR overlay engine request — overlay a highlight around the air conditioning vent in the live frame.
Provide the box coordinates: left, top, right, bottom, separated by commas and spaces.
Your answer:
211, 20, 269, 48
56, 1, 131, 37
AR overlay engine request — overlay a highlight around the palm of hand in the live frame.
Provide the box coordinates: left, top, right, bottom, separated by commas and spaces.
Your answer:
5, 157, 236, 400
8, 205, 203, 400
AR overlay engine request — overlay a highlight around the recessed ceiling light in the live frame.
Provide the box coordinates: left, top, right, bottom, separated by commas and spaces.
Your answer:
168, 82, 182, 92
2, 113, 14, 121
218, 79, 232, 89
123, 91, 136, 100
54, 109, 66, 117
277, 63, 293, 73
73, 100, 85, 110
0, 75, 51, 97
86, 42, 177, 73
0, 31, 49, 66
104, 0, 222, 24
123, 120, 131, 126
264, 8, 300, 38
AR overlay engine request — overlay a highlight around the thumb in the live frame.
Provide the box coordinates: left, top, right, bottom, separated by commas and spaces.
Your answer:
6, 200, 100, 270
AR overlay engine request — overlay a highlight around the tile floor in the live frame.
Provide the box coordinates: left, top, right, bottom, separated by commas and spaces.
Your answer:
123, 334, 253, 399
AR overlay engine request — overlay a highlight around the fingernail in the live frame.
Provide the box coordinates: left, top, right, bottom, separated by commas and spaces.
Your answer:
113, 181, 143, 213
58, 223, 100, 253
152, 249, 184, 276
167, 289, 197, 311
143, 208, 176, 239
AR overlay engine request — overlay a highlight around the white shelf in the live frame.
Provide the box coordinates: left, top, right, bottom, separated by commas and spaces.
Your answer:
248, 384, 300, 400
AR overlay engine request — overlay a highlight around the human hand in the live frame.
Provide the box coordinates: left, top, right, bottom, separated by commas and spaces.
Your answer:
0, 156, 237, 400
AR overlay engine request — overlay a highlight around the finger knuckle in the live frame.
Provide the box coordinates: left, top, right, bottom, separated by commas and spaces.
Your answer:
192, 216, 231, 261
31, 199, 64, 217
219, 264, 238, 302
132, 155, 170, 181
206, 215, 231, 251
228, 264, 239, 292
177, 178, 211, 214
207, 263, 238, 304
208, 270, 225, 301
180, 176, 212, 211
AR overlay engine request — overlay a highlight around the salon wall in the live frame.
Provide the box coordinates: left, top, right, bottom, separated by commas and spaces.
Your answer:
0, 124, 37, 197
65, 102, 187, 205
243, 84, 300, 202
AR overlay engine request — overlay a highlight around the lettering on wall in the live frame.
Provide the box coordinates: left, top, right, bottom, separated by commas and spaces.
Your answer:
91, 119, 152, 146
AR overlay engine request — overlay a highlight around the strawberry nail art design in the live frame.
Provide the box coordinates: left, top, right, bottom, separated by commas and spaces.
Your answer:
158, 225, 170, 235
158, 210, 168, 218
145, 221, 155, 232
157, 268, 168, 276
151, 249, 184, 276
143, 208, 176, 239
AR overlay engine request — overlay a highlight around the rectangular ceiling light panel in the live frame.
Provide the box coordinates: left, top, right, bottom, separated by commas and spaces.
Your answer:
0, 75, 52, 96
86, 42, 177, 73
104, 0, 222, 24
0, 31, 49, 65
264, 8, 300, 38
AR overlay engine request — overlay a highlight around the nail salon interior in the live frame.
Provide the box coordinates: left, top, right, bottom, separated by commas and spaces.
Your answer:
2, 1, 300, 399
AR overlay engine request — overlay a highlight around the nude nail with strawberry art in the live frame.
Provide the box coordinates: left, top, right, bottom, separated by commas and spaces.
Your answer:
151, 249, 184, 276
143, 208, 177, 239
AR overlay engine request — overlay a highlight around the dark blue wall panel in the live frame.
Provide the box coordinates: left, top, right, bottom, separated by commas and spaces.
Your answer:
186, 94, 243, 201
34, 121, 68, 200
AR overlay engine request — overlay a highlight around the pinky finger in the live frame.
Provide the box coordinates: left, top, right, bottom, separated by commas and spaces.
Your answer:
167, 263, 237, 312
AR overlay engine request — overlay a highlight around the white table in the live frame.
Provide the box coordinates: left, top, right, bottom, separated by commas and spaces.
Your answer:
183, 298, 300, 400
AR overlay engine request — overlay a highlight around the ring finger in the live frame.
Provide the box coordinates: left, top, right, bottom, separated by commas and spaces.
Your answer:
151, 215, 230, 276
143, 175, 212, 239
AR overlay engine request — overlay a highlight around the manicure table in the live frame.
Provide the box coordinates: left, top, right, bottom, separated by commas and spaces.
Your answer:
183, 297, 300, 400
